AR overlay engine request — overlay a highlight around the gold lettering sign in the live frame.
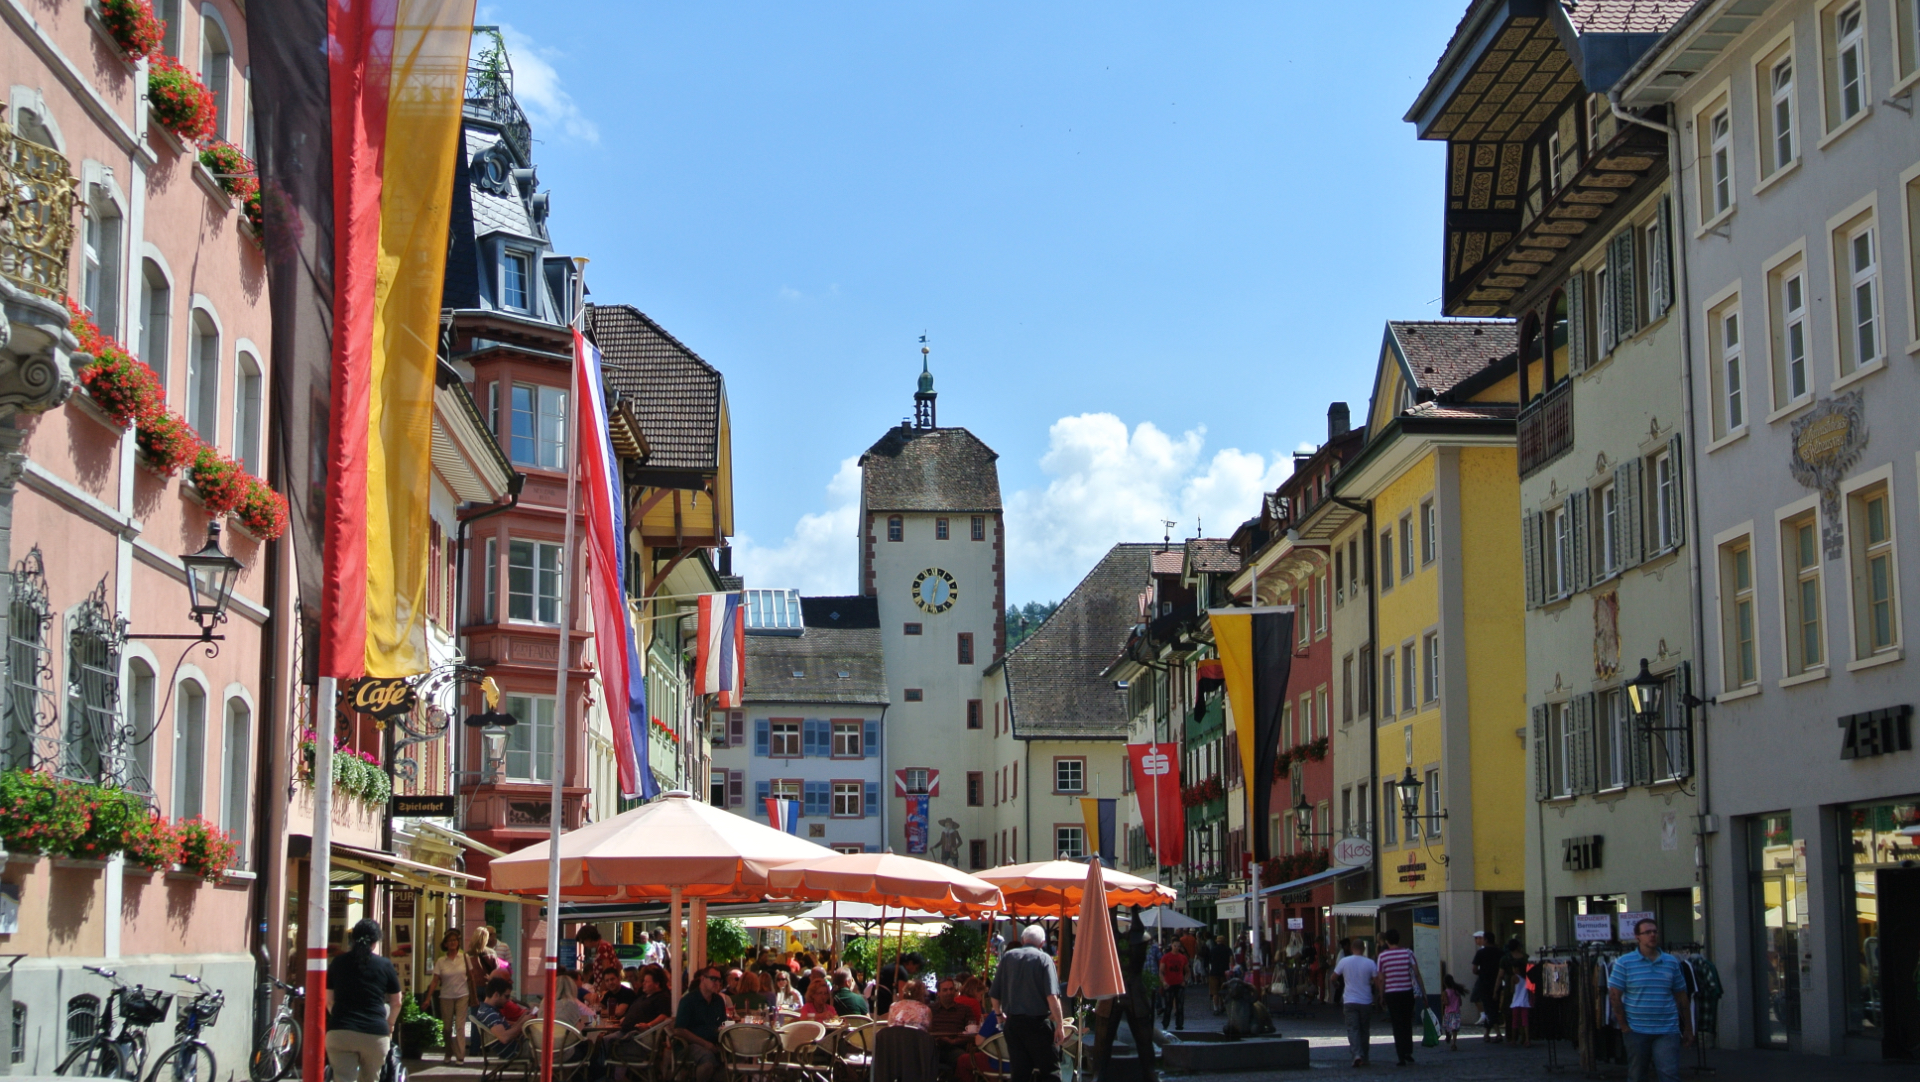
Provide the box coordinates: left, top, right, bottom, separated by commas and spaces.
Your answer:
350, 677, 418, 719
1795, 412, 1851, 465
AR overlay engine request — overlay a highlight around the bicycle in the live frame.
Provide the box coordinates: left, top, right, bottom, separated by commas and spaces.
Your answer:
54, 965, 171, 1079
249, 977, 304, 1082
146, 974, 224, 1082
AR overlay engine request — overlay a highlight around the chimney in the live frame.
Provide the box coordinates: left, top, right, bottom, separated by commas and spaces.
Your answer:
1328, 402, 1351, 440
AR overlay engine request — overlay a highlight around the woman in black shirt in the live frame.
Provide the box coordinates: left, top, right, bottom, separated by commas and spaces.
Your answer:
326, 919, 402, 1082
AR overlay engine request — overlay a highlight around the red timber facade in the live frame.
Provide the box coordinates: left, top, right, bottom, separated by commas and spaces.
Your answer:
1229, 403, 1365, 951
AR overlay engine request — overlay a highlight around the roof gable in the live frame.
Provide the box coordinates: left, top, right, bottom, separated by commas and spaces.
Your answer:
859, 426, 1002, 513
586, 304, 727, 473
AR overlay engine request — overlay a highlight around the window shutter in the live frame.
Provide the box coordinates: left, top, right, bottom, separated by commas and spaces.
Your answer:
864, 782, 879, 817
1567, 272, 1588, 373
1571, 491, 1592, 593
1599, 265, 1616, 355
864, 720, 880, 758
1654, 196, 1674, 315
1532, 705, 1550, 801
1523, 510, 1541, 609
755, 779, 771, 809
1665, 432, 1685, 546
804, 719, 822, 757
727, 769, 743, 808
1667, 697, 1694, 780
1613, 230, 1638, 341
728, 712, 744, 748
1573, 693, 1596, 794
1617, 459, 1644, 568
754, 719, 769, 757
805, 780, 829, 816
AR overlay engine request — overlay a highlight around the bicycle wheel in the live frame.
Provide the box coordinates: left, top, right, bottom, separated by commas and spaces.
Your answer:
249, 1017, 301, 1082
147, 1042, 217, 1082
56, 1040, 112, 1077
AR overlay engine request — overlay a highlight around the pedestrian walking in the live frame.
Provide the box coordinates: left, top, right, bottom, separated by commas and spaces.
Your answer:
1331, 937, 1381, 1069
1376, 928, 1427, 1066
1469, 929, 1502, 1041
1503, 939, 1534, 1048
1608, 918, 1694, 1082
324, 919, 402, 1082
1158, 941, 1188, 1029
1207, 935, 1232, 1014
1440, 975, 1466, 1051
424, 928, 471, 1063
990, 925, 1067, 1082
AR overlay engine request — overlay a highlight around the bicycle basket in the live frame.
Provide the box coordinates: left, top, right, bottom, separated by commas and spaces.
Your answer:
194, 993, 223, 1028
123, 988, 173, 1026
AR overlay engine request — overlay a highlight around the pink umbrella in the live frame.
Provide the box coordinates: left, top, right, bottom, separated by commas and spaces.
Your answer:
1064, 858, 1124, 1000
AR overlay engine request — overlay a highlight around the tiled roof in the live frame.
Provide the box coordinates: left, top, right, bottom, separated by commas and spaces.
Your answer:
1003, 543, 1156, 740
743, 624, 888, 706
859, 426, 1002, 512
1185, 538, 1238, 575
586, 304, 725, 472
1388, 321, 1516, 394
1404, 401, 1520, 422
1149, 549, 1184, 576
1563, 0, 1686, 35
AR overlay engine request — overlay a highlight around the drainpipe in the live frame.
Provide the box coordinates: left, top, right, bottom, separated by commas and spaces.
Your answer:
877, 703, 889, 852
1612, 90, 1714, 955
1332, 496, 1378, 901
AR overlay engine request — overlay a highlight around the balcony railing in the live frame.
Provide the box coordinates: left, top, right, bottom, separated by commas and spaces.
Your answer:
1518, 379, 1574, 478
0, 121, 77, 297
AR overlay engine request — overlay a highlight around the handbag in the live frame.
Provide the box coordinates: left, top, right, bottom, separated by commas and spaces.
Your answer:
1421, 1009, 1440, 1048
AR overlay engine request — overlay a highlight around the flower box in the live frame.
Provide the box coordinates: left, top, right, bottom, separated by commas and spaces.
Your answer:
94, 0, 165, 60
147, 55, 217, 143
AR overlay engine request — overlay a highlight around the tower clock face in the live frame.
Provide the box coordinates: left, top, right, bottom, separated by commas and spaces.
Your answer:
912, 568, 959, 613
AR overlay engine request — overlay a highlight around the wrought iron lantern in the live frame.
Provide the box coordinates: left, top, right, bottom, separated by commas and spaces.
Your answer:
180, 521, 242, 639
1625, 657, 1665, 730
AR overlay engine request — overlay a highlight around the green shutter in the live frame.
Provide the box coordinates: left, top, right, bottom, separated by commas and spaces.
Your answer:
1533, 705, 1551, 801
1613, 230, 1638, 341
1523, 510, 1541, 609
1567, 272, 1588, 373
1666, 432, 1685, 546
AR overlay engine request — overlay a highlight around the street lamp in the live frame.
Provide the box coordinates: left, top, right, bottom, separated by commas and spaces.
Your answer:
136, 520, 242, 647
1626, 658, 1665, 731
1293, 791, 1334, 840
1397, 766, 1449, 863
464, 704, 518, 783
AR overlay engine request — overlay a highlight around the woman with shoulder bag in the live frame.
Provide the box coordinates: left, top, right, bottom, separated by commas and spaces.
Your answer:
424, 928, 472, 1063
327, 920, 402, 1082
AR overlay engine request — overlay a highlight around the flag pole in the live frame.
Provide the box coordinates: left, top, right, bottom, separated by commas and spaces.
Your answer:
301, 677, 334, 1082
540, 261, 588, 1082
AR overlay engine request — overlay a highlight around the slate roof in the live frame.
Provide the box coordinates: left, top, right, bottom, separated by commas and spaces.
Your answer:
465, 128, 536, 240
743, 602, 888, 706
1562, 0, 1686, 35
1185, 538, 1238, 575
1003, 543, 1156, 740
1387, 321, 1517, 395
859, 426, 1002, 512
586, 304, 725, 472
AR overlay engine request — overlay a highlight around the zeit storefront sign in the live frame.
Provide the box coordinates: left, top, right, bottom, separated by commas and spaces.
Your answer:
1839, 705, 1912, 760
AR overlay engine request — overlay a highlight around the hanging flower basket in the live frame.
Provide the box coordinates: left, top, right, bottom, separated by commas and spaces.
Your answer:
66, 297, 163, 427
135, 410, 200, 478
233, 477, 288, 540
173, 817, 237, 880
196, 141, 258, 202
0, 769, 94, 857
147, 55, 217, 143
121, 811, 183, 870
98, 0, 166, 59
241, 191, 264, 244
188, 446, 247, 514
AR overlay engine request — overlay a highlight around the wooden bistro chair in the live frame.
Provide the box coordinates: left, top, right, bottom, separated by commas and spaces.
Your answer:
971, 1033, 1010, 1082
777, 1021, 832, 1082
476, 1031, 532, 1082
603, 1023, 671, 1082
719, 1023, 782, 1082
523, 1019, 590, 1082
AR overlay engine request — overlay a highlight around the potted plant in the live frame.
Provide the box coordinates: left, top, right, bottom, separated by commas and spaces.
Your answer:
188, 446, 247, 514
0, 769, 93, 857
173, 816, 237, 879
397, 994, 442, 1059
233, 477, 289, 540
69, 785, 146, 861
135, 409, 199, 477
97, 0, 166, 58
241, 190, 265, 242
147, 55, 217, 143
121, 810, 182, 872
196, 141, 258, 201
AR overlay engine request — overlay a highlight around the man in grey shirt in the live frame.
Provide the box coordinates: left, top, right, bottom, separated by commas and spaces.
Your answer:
989, 925, 1066, 1082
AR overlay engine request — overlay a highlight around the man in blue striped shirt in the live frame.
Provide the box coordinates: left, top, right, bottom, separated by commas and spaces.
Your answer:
1607, 918, 1694, 1082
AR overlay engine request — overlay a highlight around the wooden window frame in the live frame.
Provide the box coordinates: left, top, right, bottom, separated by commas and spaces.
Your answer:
1053, 756, 1086, 795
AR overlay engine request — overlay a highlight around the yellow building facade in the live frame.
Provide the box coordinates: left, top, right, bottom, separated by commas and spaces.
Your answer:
1332, 321, 1528, 966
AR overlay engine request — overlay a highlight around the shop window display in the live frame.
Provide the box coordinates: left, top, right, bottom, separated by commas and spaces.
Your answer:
1841, 798, 1920, 1057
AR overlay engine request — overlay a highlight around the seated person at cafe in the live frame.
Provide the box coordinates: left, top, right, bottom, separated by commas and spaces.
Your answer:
620, 966, 673, 1031
929, 979, 976, 1069
955, 978, 986, 1025
954, 1007, 1002, 1082
471, 979, 529, 1055
887, 978, 933, 1030
735, 970, 769, 1012
675, 966, 731, 1082
799, 977, 838, 1022
771, 969, 803, 1010
592, 968, 637, 1022
833, 968, 870, 1018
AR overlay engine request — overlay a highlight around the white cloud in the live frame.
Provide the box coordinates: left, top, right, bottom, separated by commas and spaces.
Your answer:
484, 21, 600, 144
732, 456, 862, 596
1004, 414, 1292, 599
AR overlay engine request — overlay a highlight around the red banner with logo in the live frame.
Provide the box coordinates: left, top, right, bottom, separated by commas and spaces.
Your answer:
1128, 742, 1184, 867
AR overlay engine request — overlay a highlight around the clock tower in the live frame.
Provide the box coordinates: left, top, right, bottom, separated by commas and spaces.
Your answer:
859, 356, 1003, 860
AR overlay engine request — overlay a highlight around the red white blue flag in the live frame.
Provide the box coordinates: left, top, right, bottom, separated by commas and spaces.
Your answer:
576, 330, 651, 799
696, 592, 743, 706
765, 798, 801, 834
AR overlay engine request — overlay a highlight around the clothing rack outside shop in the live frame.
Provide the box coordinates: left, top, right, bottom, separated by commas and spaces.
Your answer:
1528, 940, 1720, 1079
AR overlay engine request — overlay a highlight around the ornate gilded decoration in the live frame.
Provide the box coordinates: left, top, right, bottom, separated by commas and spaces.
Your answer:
1787, 392, 1868, 560
0, 121, 78, 297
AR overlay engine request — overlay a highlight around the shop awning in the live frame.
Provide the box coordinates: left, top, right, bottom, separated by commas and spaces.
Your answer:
1330, 893, 1437, 917
1218, 865, 1364, 903
408, 821, 508, 859
334, 843, 484, 882
330, 843, 529, 905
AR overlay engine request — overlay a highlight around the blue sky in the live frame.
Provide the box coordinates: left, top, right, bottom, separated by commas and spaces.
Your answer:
487, 2, 1471, 603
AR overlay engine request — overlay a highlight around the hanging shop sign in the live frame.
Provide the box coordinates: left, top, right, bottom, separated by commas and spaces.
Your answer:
350, 676, 418, 719
1562, 834, 1603, 871
391, 794, 457, 817
1332, 836, 1374, 868
1838, 705, 1912, 760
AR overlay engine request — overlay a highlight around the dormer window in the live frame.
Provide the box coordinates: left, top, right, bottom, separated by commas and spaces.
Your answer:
502, 250, 532, 311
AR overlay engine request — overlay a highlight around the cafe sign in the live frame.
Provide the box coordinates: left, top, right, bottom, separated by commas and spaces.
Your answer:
349, 676, 418, 719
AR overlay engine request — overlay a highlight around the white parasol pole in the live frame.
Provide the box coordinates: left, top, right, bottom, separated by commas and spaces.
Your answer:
300, 677, 334, 1082
541, 275, 585, 1082
669, 886, 683, 1012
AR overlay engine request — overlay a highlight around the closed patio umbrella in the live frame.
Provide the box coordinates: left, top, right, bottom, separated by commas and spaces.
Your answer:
1064, 858, 1124, 1000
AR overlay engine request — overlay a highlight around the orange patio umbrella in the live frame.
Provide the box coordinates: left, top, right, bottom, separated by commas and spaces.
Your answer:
1064, 858, 1125, 1000
766, 851, 1004, 915
977, 860, 1177, 915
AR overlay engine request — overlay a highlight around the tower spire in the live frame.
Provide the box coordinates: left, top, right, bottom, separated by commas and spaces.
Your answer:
914, 341, 937, 429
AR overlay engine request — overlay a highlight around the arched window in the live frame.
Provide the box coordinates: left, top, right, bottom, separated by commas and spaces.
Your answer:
233, 351, 262, 474
188, 310, 219, 441
126, 658, 156, 798
222, 698, 250, 863
1548, 290, 1570, 386
83, 186, 122, 336
156, 0, 181, 57
1519, 314, 1543, 403
201, 16, 231, 141
139, 259, 171, 385
64, 994, 99, 1054
172, 680, 206, 820
62, 585, 124, 784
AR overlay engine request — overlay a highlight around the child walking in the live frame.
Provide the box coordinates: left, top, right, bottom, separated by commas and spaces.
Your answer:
1441, 976, 1466, 1051
1507, 958, 1533, 1048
